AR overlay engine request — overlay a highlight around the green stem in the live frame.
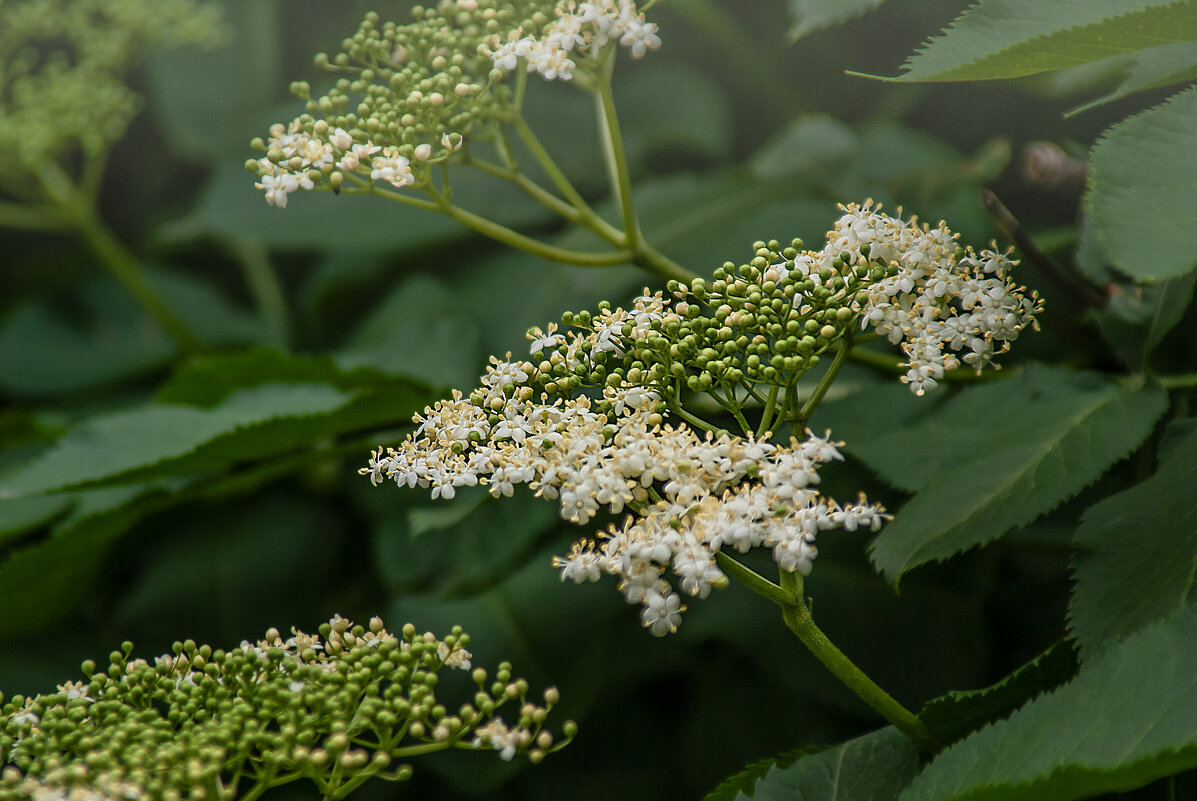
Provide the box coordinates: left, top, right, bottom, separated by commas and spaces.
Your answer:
1160, 372, 1197, 390
0, 201, 72, 231
228, 238, 289, 349
776, 571, 939, 752
384, 181, 632, 266
512, 114, 615, 240
467, 152, 625, 246
714, 551, 789, 607
710, 385, 753, 436
36, 163, 203, 351
798, 338, 851, 426
666, 398, 728, 437
756, 385, 780, 439
595, 48, 640, 255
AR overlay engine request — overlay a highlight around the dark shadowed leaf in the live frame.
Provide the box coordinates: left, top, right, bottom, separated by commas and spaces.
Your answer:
708, 727, 919, 801
1068, 418, 1197, 659
900, 606, 1197, 801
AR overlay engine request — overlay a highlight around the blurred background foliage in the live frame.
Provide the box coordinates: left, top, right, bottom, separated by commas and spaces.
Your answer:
0, 0, 1191, 798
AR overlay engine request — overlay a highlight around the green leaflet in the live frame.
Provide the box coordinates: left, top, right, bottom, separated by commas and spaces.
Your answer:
899, 605, 1197, 801
1086, 84, 1197, 282
918, 641, 1078, 744
705, 727, 920, 801
1067, 40, 1197, 114
0, 384, 355, 498
1068, 418, 1197, 660
861, 366, 1167, 583
885, 0, 1197, 82
786, 0, 889, 41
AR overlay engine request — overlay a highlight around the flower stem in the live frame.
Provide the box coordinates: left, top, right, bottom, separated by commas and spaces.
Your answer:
717, 551, 939, 752
512, 114, 614, 239
1160, 372, 1197, 390
228, 237, 289, 349
595, 49, 640, 256
36, 162, 203, 352
756, 385, 780, 439
777, 571, 939, 752
798, 337, 851, 426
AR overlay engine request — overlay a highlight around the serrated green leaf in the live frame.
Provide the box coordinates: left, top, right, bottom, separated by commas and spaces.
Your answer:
1068, 40, 1197, 114
0, 384, 353, 498
155, 348, 417, 406
889, 0, 1197, 82
0, 495, 72, 549
713, 727, 919, 801
704, 749, 805, 801
1087, 84, 1197, 282
919, 641, 1078, 744
899, 605, 1197, 801
1068, 418, 1197, 660
787, 0, 889, 41
864, 366, 1168, 582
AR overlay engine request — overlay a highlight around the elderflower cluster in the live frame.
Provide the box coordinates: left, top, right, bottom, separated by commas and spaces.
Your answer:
361, 203, 1040, 634
363, 378, 885, 636
796, 202, 1042, 395
248, 0, 553, 207
488, 0, 661, 81
0, 0, 223, 179
1, 617, 573, 801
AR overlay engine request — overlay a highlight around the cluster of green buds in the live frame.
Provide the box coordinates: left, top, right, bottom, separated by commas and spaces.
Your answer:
0, 616, 573, 801
0, 0, 224, 180
560, 238, 875, 389
520, 236, 884, 434
247, 0, 556, 207
521, 202, 1041, 428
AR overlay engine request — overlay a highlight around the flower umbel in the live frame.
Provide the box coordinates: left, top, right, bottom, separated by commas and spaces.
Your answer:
0, 617, 573, 801
361, 203, 1041, 637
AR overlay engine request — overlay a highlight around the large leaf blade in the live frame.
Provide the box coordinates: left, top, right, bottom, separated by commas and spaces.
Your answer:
0, 384, 353, 498
864, 366, 1167, 582
787, 0, 889, 41
889, 0, 1197, 82
1086, 83, 1197, 282
1068, 418, 1197, 659
708, 727, 919, 801
899, 605, 1197, 801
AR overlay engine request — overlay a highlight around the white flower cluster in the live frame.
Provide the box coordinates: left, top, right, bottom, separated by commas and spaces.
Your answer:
253, 121, 461, 208
362, 371, 884, 636
780, 202, 1041, 395
489, 0, 661, 81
